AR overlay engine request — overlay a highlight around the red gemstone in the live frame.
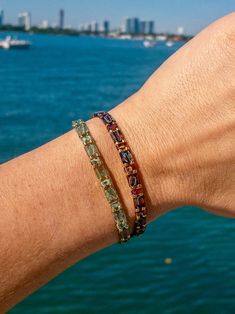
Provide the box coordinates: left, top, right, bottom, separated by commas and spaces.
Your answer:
116, 142, 126, 150
132, 188, 143, 195
107, 123, 117, 131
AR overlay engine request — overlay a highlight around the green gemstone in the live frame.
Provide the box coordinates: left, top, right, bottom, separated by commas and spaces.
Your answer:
85, 144, 98, 157
72, 120, 84, 128
105, 187, 118, 203
111, 201, 121, 212
101, 178, 112, 188
114, 211, 128, 229
118, 220, 128, 230
95, 165, 108, 180
114, 210, 124, 221
91, 156, 102, 167
76, 121, 89, 137
82, 134, 92, 145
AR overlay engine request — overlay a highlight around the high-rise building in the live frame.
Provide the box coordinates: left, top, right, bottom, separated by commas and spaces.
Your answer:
0, 9, 4, 27
123, 17, 141, 34
91, 21, 99, 32
18, 12, 31, 31
103, 20, 110, 33
130, 17, 140, 34
18, 13, 24, 28
123, 17, 132, 33
140, 21, 146, 34
59, 9, 64, 29
140, 20, 155, 34
148, 21, 155, 34
84, 23, 92, 32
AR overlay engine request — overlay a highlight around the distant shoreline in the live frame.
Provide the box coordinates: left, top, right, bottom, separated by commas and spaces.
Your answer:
0, 25, 193, 42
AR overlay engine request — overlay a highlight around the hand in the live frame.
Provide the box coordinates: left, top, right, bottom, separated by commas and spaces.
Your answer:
112, 13, 235, 219
0, 14, 234, 311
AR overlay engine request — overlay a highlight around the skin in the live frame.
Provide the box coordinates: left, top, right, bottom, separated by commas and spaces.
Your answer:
0, 13, 234, 312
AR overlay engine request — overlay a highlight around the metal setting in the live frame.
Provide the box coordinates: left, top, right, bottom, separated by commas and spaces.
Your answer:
72, 119, 131, 243
93, 112, 147, 236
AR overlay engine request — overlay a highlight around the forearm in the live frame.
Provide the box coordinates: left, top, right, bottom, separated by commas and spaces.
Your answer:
0, 93, 178, 311
1, 12, 235, 312
0, 118, 126, 311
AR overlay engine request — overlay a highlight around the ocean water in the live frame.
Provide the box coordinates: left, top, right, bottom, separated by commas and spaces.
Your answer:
0, 33, 234, 314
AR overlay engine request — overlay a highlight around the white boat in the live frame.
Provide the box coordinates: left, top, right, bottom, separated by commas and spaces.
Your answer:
166, 40, 174, 47
0, 36, 31, 49
143, 40, 157, 48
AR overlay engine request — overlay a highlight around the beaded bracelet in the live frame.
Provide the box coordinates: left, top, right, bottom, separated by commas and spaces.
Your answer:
72, 119, 131, 243
93, 112, 147, 236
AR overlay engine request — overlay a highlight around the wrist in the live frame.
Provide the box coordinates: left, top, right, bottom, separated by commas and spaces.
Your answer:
109, 92, 188, 221
89, 88, 195, 225
113, 90, 201, 218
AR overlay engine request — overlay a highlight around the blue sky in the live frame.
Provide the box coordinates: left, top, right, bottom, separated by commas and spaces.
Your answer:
0, 0, 235, 34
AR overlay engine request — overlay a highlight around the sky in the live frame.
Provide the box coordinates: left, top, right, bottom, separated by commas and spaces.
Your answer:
0, 0, 235, 35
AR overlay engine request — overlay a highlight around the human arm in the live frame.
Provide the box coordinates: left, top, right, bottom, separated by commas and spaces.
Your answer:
0, 13, 235, 312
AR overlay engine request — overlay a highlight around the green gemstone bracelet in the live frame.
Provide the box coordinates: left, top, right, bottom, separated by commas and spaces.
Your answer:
72, 119, 131, 243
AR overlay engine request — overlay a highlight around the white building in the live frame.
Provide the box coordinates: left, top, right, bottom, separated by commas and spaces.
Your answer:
18, 12, 31, 31
78, 24, 85, 32
177, 26, 184, 35
84, 23, 92, 32
40, 20, 49, 29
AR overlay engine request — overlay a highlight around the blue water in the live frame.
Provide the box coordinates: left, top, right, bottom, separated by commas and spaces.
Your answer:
1, 33, 234, 314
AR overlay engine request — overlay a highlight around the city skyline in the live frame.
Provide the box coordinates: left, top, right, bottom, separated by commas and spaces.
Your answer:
0, 8, 161, 36
0, 0, 234, 34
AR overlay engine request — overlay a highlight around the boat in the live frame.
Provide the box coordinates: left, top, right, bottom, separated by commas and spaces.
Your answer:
166, 40, 174, 47
0, 36, 31, 49
143, 40, 157, 48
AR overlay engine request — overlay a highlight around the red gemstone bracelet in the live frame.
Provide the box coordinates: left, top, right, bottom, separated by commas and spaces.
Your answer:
93, 111, 147, 236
